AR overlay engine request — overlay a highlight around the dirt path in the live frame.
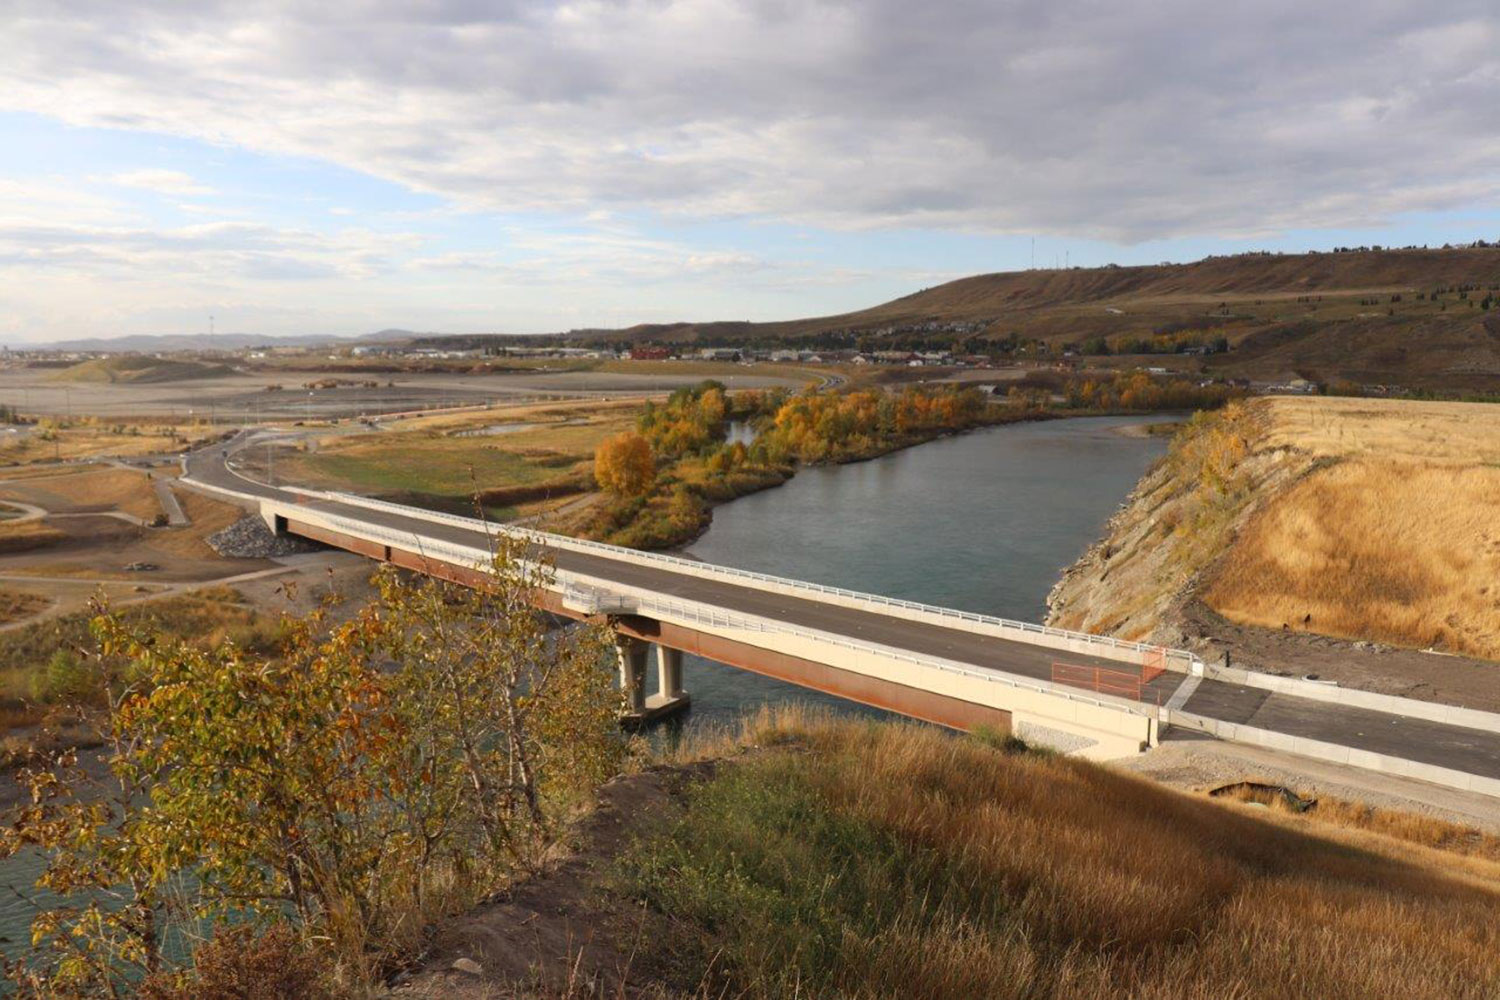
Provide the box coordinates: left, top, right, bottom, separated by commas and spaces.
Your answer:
0, 564, 303, 631
394, 763, 710, 998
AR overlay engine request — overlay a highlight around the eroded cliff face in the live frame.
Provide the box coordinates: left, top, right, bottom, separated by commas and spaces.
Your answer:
1045, 401, 1313, 645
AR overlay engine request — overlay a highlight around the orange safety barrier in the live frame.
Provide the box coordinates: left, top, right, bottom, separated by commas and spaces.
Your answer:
1051, 662, 1160, 706
1142, 645, 1168, 683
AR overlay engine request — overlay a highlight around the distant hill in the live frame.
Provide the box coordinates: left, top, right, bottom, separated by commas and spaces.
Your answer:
560, 247, 1500, 390
48, 356, 237, 384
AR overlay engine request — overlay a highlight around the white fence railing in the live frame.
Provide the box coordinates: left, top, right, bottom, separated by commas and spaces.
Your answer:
319, 490, 1196, 671
263, 500, 1162, 728
559, 581, 1162, 724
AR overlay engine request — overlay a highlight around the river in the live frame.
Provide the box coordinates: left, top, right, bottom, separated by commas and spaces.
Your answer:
666, 414, 1169, 727
0, 413, 1167, 963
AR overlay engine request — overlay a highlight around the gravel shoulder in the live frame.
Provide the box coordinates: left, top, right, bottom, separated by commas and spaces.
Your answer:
1117, 731, 1500, 833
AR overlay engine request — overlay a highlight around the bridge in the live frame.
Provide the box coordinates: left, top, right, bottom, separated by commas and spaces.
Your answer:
183, 434, 1500, 794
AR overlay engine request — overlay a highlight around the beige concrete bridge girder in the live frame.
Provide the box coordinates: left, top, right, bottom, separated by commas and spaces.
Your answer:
272, 506, 1160, 760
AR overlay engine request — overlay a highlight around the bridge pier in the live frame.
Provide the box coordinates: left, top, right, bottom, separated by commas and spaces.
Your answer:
616, 638, 648, 715
616, 638, 690, 727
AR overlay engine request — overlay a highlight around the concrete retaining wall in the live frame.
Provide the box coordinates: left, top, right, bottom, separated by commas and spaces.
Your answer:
1169, 710, 1500, 798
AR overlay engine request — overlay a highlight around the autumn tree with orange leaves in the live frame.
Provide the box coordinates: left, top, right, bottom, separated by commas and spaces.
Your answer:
594, 431, 656, 496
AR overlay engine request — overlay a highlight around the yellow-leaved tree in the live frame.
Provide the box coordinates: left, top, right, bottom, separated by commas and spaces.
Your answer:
2, 534, 626, 998
594, 431, 655, 496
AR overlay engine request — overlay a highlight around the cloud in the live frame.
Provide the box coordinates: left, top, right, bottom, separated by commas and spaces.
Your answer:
0, 218, 423, 282
106, 168, 215, 196
0, 178, 132, 226
1, 1, 1497, 242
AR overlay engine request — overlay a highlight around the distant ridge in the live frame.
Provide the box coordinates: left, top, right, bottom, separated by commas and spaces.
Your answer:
567, 246, 1500, 344
546, 246, 1500, 391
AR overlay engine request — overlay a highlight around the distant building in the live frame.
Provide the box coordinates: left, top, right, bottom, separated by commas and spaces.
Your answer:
629, 345, 672, 361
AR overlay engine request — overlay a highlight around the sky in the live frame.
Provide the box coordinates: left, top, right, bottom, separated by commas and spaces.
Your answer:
3, 1, 1500, 345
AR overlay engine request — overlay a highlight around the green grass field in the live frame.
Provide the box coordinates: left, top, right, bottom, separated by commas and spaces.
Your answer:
278, 409, 635, 501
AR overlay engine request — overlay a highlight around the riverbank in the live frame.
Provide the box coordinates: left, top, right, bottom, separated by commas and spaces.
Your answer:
1047, 395, 1500, 711
586, 401, 1162, 552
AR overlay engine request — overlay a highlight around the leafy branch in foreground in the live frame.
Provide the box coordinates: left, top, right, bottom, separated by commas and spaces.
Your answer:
2, 535, 626, 998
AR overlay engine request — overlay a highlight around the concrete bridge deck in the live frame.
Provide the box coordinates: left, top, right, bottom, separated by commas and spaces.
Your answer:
183, 435, 1500, 795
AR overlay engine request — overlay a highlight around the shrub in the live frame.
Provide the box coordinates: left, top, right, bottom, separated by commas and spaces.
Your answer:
4, 546, 626, 995
30, 649, 100, 706
137, 924, 333, 1000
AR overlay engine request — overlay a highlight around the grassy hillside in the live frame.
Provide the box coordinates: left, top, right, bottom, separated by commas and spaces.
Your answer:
49, 355, 235, 384
399, 709, 1500, 999
1049, 395, 1500, 660
577, 247, 1500, 390
615, 714, 1500, 999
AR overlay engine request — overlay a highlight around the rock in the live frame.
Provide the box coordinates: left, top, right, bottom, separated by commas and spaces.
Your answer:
450, 957, 483, 976
206, 515, 322, 559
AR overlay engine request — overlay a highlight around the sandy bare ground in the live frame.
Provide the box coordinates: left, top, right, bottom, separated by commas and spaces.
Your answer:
0, 368, 801, 421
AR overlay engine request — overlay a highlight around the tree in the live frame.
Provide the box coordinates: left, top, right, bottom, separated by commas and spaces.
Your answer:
3, 539, 625, 997
594, 431, 655, 496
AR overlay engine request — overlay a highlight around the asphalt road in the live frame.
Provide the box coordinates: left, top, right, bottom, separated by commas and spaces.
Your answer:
185, 441, 1500, 781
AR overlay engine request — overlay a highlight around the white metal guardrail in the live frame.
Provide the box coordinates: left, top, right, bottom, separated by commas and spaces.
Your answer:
318, 490, 1197, 671
568, 580, 1165, 725
264, 499, 1164, 729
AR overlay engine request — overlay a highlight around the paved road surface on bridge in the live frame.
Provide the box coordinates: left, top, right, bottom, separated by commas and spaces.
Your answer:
185, 439, 1500, 782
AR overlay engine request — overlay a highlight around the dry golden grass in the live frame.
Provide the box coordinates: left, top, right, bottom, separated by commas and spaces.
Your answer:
0, 520, 66, 554
1244, 789, 1500, 863
1204, 397, 1500, 657
1260, 395, 1500, 465
281, 407, 636, 500
0, 587, 49, 624
0, 466, 164, 520
627, 708, 1500, 1000
381, 395, 643, 435
0, 421, 191, 464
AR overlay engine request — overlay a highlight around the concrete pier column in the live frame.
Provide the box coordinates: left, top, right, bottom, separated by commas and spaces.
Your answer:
656, 645, 684, 700
616, 638, 648, 714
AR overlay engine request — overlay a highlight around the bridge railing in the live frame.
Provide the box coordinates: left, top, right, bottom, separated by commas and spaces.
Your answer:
560, 581, 1164, 725
316, 491, 1196, 673
260, 503, 1162, 735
